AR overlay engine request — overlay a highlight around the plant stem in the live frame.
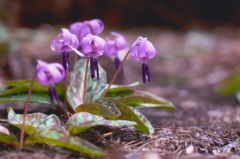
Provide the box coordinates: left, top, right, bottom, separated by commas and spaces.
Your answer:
64, 67, 69, 110
20, 70, 39, 149
101, 50, 130, 98
83, 57, 90, 103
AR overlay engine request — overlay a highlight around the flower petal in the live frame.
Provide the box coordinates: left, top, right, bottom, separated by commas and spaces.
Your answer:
88, 19, 104, 35
139, 38, 156, 60
62, 28, 71, 45
130, 36, 143, 61
36, 60, 65, 85
69, 22, 83, 38
111, 32, 127, 51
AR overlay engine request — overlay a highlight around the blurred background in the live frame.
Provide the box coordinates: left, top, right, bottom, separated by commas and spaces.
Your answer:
1, 0, 240, 96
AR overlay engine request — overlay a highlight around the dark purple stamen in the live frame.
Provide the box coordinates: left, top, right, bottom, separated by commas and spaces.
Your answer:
49, 85, 58, 105
142, 63, 151, 84
90, 57, 99, 79
115, 56, 123, 75
62, 51, 70, 71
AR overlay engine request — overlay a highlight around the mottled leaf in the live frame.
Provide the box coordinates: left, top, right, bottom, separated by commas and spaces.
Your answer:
236, 90, 240, 103
118, 91, 176, 110
105, 90, 135, 99
107, 81, 141, 92
24, 128, 105, 156
0, 92, 52, 104
4, 79, 38, 87
75, 98, 121, 119
7, 107, 61, 134
105, 97, 154, 134
66, 112, 136, 135
214, 72, 240, 95
1, 81, 65, 99
0, 125, 19, 147
67, 58, 107, 111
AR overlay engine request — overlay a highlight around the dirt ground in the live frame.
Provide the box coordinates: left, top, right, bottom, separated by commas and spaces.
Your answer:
1, 26, 240, 158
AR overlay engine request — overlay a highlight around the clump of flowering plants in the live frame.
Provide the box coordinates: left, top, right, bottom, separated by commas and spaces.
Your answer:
0, 19, 175, 156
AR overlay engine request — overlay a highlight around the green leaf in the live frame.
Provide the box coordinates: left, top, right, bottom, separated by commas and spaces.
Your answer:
7, 108, 61, 135
0, 80, 65, 104
106, 90, 135, 99
105, 97, 154, 134
0, 126, 19, 147
4, 79, 38, 87
24, 128, 105, 156
75, 98, 121, 119
67, 58, 107, 111
118, 91, 176, 110
1, 81, 65, 98
236, 90, 240, 103
107, 81, 141, 92
0, 92, 52, 104
214, 72, 240, 95
66, 112, 136, 135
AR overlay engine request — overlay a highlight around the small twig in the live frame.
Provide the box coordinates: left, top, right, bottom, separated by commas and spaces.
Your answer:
101, 50, 130, 98
83, 57, 90, 103
102, 132, 113, 137
0, 119, 8, 122
20, 70, 39, 149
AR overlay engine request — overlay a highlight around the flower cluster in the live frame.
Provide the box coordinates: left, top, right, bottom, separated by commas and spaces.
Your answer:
37, 19, 157, 105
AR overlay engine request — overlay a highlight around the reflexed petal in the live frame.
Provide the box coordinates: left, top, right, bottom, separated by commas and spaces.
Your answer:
105, 38, 116, 57
51, 29, 79, 53
139, 38, 156, 60
111, 32, 127, 51
130, 36, 143, 61
88, 19, 104, 35
79, 22, 91, 42
36, 60, 65, 85
62, 28, 71, 45
94, 36, 106, 55
69, 22, 83, 38
69, 46, 86, 57
82, 34, 106, 57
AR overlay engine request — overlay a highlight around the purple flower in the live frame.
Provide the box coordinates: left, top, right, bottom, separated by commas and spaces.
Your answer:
82, 34, 106, 79
105, 32, 127, 74
69, 19, 104, 48
105, 32, 127, 57
51, 28, 85, 70
36, 60, 65, 104
130, 36, 156, 83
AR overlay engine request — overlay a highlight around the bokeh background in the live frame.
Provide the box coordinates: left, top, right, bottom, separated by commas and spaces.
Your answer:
1, 0, 240, 97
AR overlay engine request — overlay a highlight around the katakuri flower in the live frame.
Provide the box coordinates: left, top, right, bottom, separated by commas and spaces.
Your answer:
51, 28, 85, 71
82, 33, 106, 79
69, 19, 104, 50
105, 32, 127, 74
130, 36, 156, 83
36, 60, 65, 104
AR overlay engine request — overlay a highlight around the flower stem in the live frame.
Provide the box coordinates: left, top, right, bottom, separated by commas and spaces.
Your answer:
20, 70, 39, 149
83, 57, 90, 103
64, 67, 69, 110
101, 50, 130, 98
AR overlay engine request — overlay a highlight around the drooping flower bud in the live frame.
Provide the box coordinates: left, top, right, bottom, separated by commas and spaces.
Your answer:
36, 60, 65, 104
82, 34, 106, 79
130, 36, 156, 83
